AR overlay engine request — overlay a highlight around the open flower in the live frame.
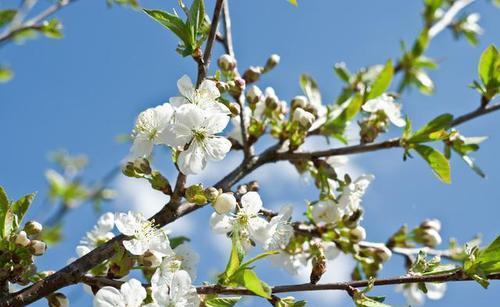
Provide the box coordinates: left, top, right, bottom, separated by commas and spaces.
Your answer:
462, 13, 483, 35
76, 212, 115, 257
362, 94, 405, 127
210, 191, 269, 250
94, 278, 146, 307
337, 174, 374, 212
115, 211, 173, 257
270, 250, 308, 275
147, 269, 200, 307
263, 205, 294, 250
396, 282, 446, 306
130, 103, 174, 159
170, 74, 228, 114
165, 104, 231, 175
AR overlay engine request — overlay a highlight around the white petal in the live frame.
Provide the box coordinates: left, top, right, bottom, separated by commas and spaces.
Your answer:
203, 137, 232, 161
129, 134, 153, 159
121, 279, 147, 307
94, 287, 125, 307
169, 270, 193, 303
177, 75, 195, 99
178, 141, 207, 175
199, 79, 220, 101
161, 124, 193, 148
76, 245, 91, 257
175, 104, 205, 130
114, 212, 141, 236
210, 212, 233, 234
204, 112, 230, 134
149, 230, 174, 257
323, 242, 340, 260
123, 238, 148, 256
174, 243, 200, 281
240, 191, 262, 215
426, 282, 446, 300
97, 212, 115, 232
169, 96, 189, 107
248, 217, 270, 244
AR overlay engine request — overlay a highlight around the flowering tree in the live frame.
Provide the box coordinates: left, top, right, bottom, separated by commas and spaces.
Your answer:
1, 0, 500, 306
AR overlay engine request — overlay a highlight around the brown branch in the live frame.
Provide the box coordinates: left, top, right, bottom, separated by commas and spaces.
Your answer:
81, 271, 500, 297
0, 0, 78, 45
199, 0, 225, 83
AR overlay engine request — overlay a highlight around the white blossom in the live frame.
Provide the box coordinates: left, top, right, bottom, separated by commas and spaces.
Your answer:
94, 278, 146, 307
210, 191, 269, 250
396, 282, 446, 306
293, 107, 315, 129
115, 211, 173, 257
130, 103, 174, 159
270, 250, 308, 275
76, 212, 115, 257
362, 94, 405, 127
164, 104, 232, 175
263, 205, 294, 250
462, 13, 483, 35
322, 241, 341, 260
169, 74, 228, 114
337, 174, 374, 213
311, 200, 343, 224
213, 192, 237, 215
147, 270, 199, 307
172, 243, 200, 281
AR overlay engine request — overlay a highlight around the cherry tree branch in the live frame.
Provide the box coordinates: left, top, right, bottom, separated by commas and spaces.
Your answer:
81, 271, 500, 297
428, 0, 474, 38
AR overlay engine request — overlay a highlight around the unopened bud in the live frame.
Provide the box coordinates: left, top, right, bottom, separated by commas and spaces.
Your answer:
15, 231, 31, 247
291, 95, 309, 109
420, 218, 441, 232
247, 181, 260, 192
242, 66, 263, 83
421, 228, 442, 247
213, 193, 237, 214
185, 184, 207, 205
133, 158, 151, 175
228, 102, 240, 116
47, 293, 69, 307
218, 54, 237, 71
122, 162, 139, 178
349, 226, 366, 243
293, 107, 315, 129
372, 243, 392, 262
150, 171, 171, 194
246, 85, 263, 105
204, 187, 220, 203
142, 251, 163, 268
24, 221, 43, 235
29, 240, 47, 256
265, 88, 279, 110
234, 77, 246, 89
264, 54, 280, 72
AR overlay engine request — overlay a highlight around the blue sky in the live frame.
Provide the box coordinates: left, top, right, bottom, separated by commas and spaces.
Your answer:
0, 0, 499, 306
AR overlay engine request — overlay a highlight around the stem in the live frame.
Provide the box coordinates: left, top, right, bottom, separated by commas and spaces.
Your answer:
428, 0, 474, 39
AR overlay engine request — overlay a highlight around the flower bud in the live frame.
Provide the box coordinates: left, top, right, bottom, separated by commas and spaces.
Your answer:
204, 187, 220, 202
47, 293, 69, 307
420, 218, 441, 232
218, 54, 237, 71
133, 158, 151, 175
291, 95, 308, 109
15, 231, 31, 247
228, 102, 240, 116
141, 251, 163, 268
293, 107, 315, 129
421, 228, 442, 247
185, 184, 207, 205
349, 226, 366, 243
264, 54, 280, 72
150, 171, 171, 194
247, 181, 260, 192
234, 77, 246, 89
242, 66, 263, 83
213, 193, 237, 214
29, 240, 47, 256
265, 88, 279, 110
24, 221, 43, 235
246, 85, 263, 105
372, 244, 392, 262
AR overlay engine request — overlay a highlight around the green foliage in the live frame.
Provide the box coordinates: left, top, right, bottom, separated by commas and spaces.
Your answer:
407, 113, 453, 144
0, 66, 13, 83
204, 297, 241, 307
231, 269, 271, 298
40, 224, 63, 245
170, 236, 190, 249
476, 45, 499, 101
367, 60, 394, 100
39, 19, 63, 39
0, 186, 36, 239
353, 291, 391, 307
0, 9, 16, 28
464, 236, 500, 288
299, 74, 321, 105
144, 0, 207, 57
414, 145, 451, 184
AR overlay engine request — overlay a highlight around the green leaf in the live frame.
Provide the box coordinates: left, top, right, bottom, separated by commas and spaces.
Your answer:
204, 297, 241, 307
478, 45, 498, 86
39, 18, 63, 39
0, 186, 9, 238
354, 292, 391, 307
170, 236, 191, 249
414, 145, 451, 184
40, 224, 63, 245
367, 60, 394, 100
412, 30, 430, 58
143, 9, 192, 53
476, 236, 500, 273
219, 230, 245, 283
237, 250, 279, 272
232, 269, 271, 298
0, 66, 13, 83
11, 192, 36, 227
187, 0, 205, 46
0, 9, 16, 28
299, 74, 321, 104
408, 113, 453, 143
334, 62, 351, 83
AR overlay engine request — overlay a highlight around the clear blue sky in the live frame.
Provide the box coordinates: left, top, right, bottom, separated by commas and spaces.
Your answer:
0, 0, 499, 306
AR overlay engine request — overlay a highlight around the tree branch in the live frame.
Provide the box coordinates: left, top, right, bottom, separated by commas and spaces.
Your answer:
428, 0, 474, 39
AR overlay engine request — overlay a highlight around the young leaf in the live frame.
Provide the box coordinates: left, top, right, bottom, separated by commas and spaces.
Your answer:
414, 145, 451, 184
478, 45, 498, 87
0, 186, 9, 238
143, 9, 192, 51
11, 192, 36, 227
367, 60, 394, 100
204, 297, 241, 307
232, 269, 271, 298
299, 74, 321, 104
0, 9, 16, 28
187, 0, 205, 44
476, 236, 500, 273
236, 250, 279, 272
408, 113, 453, 144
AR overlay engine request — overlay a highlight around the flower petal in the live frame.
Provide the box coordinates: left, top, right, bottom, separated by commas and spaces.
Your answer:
121, 279, 147, 307
204, 112, 230, 134
240, 191, 262, 215
129, 134, 153, 159
93, 287, 125, 307
203, 137, 232, 161
177, 75, 195, 100
178, 141, 207, 175
114, 212, 140, 236
123, 238, 148, 256
209, 212, 233, 234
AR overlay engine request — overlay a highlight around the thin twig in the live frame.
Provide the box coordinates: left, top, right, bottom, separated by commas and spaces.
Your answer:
429, 0, 474, 38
